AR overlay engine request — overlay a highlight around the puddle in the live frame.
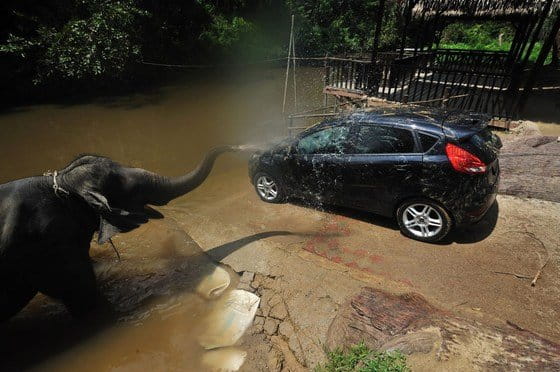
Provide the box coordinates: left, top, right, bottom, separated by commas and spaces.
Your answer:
535, 121, 560, 136
1, 219, 256, 371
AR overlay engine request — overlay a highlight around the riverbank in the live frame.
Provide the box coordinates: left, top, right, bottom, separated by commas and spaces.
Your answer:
165, 168, 560, 370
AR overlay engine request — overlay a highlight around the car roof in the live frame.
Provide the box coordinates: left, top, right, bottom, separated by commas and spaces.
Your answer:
315, 107, 490, 138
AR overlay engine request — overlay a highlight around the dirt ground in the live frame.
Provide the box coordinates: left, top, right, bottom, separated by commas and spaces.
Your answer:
499, 121, 560, 202
160, 156, 560, 370
2, 122, 559, 371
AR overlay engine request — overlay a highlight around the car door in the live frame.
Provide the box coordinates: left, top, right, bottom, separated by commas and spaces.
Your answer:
344, 123, 423, 216
290, 125, 350, 203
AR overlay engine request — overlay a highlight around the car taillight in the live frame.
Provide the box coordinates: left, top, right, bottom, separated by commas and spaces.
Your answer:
445, 143, 487, 174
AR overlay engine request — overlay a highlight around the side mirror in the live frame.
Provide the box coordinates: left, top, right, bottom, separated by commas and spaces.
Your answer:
287, 143, 298, 155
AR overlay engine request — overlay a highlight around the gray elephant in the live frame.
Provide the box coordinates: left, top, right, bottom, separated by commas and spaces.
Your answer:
0, 146, 241, 321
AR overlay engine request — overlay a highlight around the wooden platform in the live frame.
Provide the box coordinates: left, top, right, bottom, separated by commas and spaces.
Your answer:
324, 85, 512, 130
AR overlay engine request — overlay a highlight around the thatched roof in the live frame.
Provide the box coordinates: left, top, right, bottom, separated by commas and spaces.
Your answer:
412, 0, 560, 19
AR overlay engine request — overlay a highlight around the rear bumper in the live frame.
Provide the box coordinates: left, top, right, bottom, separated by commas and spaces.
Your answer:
463, 190, 497, 224
459, 178, 499, 225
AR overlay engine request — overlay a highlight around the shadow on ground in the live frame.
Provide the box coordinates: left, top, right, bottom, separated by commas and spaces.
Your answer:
289, 198, 500, 246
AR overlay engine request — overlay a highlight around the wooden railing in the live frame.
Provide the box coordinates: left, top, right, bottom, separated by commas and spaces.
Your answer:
324, 49, 519, 119
325, 57, 372, 93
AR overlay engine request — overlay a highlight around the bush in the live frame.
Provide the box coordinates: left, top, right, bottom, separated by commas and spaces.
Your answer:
315, 343, 410, 372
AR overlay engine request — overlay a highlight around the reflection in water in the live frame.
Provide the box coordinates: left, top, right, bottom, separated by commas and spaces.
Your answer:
0, 67, 324, 371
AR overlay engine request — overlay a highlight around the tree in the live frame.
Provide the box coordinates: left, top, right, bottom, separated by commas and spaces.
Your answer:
1, 0, 147, 84
286, 0, 399, 56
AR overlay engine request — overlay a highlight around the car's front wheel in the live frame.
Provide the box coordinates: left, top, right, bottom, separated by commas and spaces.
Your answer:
396, 199, 452, 242
253, 172, 285, 203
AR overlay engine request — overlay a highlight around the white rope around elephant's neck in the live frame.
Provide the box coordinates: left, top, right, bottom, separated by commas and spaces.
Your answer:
43, 170, 70, 197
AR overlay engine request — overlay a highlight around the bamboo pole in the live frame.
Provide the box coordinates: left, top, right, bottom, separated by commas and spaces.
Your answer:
292, 24, 298, 111
282, 14, 295, 115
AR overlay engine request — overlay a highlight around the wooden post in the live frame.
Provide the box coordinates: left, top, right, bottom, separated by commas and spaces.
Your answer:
369, 0, 387, 95
324, 54, 330, 107
442, 87, 450, 108
517, 11, 560, 115
399, 0, 414, 59
520, 0, 554, 67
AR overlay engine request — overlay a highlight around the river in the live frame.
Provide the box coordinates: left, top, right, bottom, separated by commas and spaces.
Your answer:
0, 66, 324, 371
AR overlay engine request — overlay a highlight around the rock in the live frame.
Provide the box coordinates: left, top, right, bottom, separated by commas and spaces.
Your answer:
380, 328, 441, 354
251, 273, 264, 289
240, 271, 255, 284
288, 336, 306, 366
268, 293, 282, 308
523, 135, 558, 148
266, 348, 284, 372
237, 281, 255, 293
278, 321, 295, 339
264, 318, 279, 336
269, 302, 288, 320
326, 287, 560, 370
251, 316, 265, 334
259, 289, 275, 317
271, 336, 307, 371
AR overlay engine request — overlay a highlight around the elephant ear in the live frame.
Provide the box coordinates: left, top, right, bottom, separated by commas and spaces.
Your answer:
82, 191, 161, 244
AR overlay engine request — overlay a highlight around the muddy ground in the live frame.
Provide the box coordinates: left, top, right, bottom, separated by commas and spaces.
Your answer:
2, 122, 560, 371
499, 121, 560, 202
166, 173, 560, 371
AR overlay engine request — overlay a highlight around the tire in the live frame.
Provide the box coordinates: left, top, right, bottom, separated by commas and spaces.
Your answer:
253, 172, 286, 203
396, 199, 452, 242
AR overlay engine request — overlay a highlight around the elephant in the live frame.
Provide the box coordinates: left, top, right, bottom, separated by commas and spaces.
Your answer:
0, 145, 244, 321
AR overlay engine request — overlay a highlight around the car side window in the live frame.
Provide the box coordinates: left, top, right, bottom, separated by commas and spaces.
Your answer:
297, 126, 350, 154
351, 125, 415, 154
418, 133, 439, 152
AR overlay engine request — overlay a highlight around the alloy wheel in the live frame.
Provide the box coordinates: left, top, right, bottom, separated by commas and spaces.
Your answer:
256, 176, 278, 201
402, 203, 443, 238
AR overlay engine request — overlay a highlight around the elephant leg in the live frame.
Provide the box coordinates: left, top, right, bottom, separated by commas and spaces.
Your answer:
0, 270, 37, 322
31, 253, 99, 319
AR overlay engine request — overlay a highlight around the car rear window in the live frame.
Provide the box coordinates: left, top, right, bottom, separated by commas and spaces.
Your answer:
470, 128, 500, 154
351, 125, 415, 154
418, 133, 439, 152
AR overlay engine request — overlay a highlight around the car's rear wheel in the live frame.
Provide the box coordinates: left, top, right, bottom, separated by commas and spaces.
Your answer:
396, 199, 452, 242
254, 172, 285, 203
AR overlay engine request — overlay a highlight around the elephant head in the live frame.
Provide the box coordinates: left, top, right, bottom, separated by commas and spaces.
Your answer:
56, 145, 242, 244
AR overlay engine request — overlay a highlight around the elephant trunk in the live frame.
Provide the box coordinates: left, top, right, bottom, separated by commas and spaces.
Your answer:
147, 145, 239, 206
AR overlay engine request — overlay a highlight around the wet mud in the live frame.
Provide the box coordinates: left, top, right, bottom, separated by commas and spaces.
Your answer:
1, 219, 240, 371
0, 68, 325, 371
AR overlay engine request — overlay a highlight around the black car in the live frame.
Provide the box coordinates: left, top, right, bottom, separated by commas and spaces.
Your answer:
249, 108, 501, 242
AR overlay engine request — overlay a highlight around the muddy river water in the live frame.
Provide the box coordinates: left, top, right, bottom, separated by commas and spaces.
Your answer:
1, 66, 559, 371
0, 67, 324, 371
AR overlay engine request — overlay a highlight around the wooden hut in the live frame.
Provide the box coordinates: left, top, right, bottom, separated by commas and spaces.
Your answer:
323, 0, 560, 119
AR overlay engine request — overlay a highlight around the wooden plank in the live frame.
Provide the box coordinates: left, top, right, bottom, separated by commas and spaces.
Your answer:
323, 87, 368, 99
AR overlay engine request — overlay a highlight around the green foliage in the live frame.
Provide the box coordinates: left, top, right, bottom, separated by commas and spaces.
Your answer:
440, 21, 514, 50
1, 0, 147, 83
197, 1, 255, 50
315, 343, 410, 372
286, 0, 399, 56
439, 21, 551, 63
